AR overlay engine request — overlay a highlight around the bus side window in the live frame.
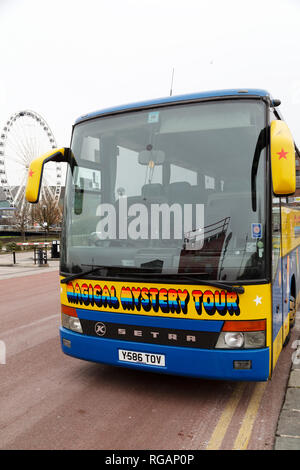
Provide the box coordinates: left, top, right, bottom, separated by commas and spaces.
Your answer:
170, 164, 197, 185
272, 200, 281, 281
296, 155, 300, 189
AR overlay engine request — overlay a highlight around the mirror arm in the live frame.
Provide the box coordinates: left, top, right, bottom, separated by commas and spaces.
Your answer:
45, 147, 72, 164
251, 128, 267, 212
26, 147, 72, 204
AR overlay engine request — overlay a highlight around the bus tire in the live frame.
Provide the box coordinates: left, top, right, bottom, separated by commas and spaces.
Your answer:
283, 330, 291, 347
289, 295, 296, 329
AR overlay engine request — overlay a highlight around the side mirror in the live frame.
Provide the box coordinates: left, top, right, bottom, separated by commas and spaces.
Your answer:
25, 148, 71, 203
270, 121, 296, 196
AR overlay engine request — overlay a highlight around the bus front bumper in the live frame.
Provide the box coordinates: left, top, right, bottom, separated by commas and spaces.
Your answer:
60, 327, 270, 381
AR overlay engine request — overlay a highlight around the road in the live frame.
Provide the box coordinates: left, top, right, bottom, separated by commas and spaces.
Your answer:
0, 269, 298, 450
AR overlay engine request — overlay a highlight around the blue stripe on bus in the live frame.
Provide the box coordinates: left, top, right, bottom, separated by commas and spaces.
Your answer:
60, 328, 270, 381
75, 89, 270, 124
75, 308, 224, 332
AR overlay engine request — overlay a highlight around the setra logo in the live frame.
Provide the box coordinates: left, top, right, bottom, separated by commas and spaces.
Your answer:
95, 322, 106, 337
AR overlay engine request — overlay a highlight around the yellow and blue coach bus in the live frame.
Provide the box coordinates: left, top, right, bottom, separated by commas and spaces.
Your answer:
25, 89, 299, 381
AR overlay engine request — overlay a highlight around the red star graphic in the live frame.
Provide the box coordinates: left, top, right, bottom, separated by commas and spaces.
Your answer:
29, 169, 34, 177
277, 148, 288, 160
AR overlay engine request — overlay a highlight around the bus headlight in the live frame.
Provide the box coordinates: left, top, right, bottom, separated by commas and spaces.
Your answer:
215, 320, 266, 349
68, 316, 83, 333
243, 331, 265, 348
225, 332, 244, 348
216, 332, 244, 349
61, 308, 83, 334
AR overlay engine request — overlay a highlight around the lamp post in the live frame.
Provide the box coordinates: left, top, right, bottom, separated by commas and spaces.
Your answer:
42, 205, 47, 245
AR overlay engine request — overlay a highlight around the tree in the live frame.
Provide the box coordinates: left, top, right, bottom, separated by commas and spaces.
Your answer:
32, 198, 62, 234
12, 202, 32, 241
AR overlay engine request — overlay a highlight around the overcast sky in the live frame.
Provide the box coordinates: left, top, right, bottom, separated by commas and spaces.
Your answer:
1, 0, 300, 149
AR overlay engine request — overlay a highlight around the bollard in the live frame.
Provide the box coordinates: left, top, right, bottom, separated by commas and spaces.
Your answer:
51, 241, 56, 258
51, 240, 60, 258
12, 251, 16, 264
37, 247, 48, 266
37, 248, 43, 266
43, 248, 47, 264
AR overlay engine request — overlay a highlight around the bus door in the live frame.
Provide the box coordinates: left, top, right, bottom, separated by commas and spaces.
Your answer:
280, 203, 291, 345
272, 198, 283, 368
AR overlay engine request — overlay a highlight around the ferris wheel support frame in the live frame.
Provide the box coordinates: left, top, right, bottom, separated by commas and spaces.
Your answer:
0, 110, 62, 211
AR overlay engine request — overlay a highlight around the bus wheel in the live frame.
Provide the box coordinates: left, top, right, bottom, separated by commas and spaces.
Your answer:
289, 296, 296, 329
283, 330, 291, 347
283, 296, 296, 348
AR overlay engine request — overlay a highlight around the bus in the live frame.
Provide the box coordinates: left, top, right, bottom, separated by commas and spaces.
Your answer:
25, 89, 299, 381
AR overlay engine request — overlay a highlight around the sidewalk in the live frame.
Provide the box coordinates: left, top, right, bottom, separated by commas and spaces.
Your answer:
0, 250, 59, 279
274, 310, 300, 450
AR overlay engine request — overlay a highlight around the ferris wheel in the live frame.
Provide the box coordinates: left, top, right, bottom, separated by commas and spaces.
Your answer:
0, 110, 62, 212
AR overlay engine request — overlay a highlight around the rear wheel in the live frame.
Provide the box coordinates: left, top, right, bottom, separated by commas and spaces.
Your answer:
289, 295, 296, 329
283, 295, 296, 347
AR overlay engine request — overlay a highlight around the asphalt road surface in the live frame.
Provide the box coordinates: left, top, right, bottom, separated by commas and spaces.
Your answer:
0, 269, 297, 450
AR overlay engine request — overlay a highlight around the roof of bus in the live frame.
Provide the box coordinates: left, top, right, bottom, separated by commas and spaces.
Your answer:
75, 88, 271, 124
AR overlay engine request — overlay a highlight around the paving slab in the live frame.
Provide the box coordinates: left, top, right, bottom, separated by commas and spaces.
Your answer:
282, 388, 300, 411
274, 436, 300, 450
274, 310, 300, 450
289, 370, 300, 388
276, 409, 300, 436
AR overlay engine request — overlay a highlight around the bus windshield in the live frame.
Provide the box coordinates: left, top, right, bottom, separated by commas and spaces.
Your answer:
61, 100, 267, 282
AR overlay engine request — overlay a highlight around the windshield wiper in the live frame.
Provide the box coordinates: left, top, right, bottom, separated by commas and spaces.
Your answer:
173, 275, 245, 294
61, 266, 244, 294
60, 266, 107, 284
60, 264, 163, 284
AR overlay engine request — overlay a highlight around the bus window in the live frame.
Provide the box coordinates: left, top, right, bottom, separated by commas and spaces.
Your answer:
170, 164, 197, 185
115, 146, 162, 198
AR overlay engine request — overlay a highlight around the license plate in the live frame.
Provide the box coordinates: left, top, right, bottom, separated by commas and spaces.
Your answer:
118, 349, 165, 367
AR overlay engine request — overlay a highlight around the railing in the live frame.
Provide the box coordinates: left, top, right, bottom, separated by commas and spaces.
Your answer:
183, 217, 230, 250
